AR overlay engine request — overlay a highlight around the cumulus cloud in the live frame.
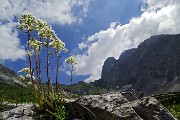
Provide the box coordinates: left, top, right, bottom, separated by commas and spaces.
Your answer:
75, 0, 180, 83
0, 0, 90, 25
0, 0, 90, 62
0, 22, 26, 62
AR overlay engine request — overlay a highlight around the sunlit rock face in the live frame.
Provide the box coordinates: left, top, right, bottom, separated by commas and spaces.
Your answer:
66, 92, 177, 120
95, 34, 180, 96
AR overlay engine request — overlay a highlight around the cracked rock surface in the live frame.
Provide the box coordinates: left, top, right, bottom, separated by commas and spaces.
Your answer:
0, 92, 177, 120
1, 103, 35, 120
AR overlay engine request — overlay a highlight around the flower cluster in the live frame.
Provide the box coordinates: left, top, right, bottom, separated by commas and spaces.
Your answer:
65, 56, 77, 65
18, 67, 35, 80
18, 67, 31, 73
39, 25, 55, 39
36, 19, 47, 33
18, 14, 68, 54
29, 38, 42, 53
50, 38, 67, 54
18, 14, 36, 31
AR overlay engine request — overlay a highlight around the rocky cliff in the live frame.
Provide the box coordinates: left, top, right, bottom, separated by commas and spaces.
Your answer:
94, 34, 180, 95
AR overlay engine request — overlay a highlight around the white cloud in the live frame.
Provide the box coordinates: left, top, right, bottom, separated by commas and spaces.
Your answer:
0, 0, 90, 62
75, 0, 180, 83
0, 22, 26, 62
0, 0, 90, 25
78, 42, 88, 50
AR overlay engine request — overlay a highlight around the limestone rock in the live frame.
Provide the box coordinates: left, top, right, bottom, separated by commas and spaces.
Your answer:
1, 103, 35, 120
67, 93, 177, 120
120, 97, 177, 120
1, 93, 177, 120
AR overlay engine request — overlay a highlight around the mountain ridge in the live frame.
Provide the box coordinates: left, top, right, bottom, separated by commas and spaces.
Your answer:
0, 64, 22, 85
94, 34, 180, 95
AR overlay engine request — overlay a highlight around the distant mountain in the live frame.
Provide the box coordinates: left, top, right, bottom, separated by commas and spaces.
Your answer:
94, 34, 180, 96
0, 64, 22, 85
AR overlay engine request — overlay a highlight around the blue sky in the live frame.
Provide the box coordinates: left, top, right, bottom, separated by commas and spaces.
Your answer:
1, 0, 180, 84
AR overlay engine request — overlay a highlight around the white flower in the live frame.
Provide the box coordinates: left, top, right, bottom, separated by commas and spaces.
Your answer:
65, 56, 77, 65
25, 74, 35, 80
63, 48, 68, 53
39, 25, 55, 38
18, 67, 30, 73
36, 19, 47, 32
19, 75, 25, 80
29, 38, 42, 52
26, 74, 31, 78
18, 14, 36, 31
50, 38, 66, 53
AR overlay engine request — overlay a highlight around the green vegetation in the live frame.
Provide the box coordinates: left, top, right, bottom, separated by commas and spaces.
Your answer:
168, 104, 180, 119
154, 92, 180, 119
0, 81, 35, 103
58, 81, 105, 96
0, 81, 35, 112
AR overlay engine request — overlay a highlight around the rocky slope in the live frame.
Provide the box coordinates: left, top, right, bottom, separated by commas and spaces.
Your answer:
94, 34, 180, 95
0, 64, 22, 85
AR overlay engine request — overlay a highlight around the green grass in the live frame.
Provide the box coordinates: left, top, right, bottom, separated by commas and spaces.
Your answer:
0, 81, 36, 112
0, 81, 35, 103
53, 81, 105, 96
168, 104, 180, 119
154, 92, 180, 119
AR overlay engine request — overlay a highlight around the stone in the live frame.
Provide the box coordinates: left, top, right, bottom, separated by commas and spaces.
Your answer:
130, 97, 177, 120
1, 93, 177, 120
1, 103, 35, 120
66, 92, 177, 120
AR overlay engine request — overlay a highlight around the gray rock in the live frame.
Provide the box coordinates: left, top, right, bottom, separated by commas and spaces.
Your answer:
120, 97, 177, 120
67, 93, 177, 120
1, 103, 35, 120
1, 93, 177, 120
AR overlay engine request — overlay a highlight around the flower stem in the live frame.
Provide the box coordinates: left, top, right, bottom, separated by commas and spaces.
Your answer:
27, 31, 38, 100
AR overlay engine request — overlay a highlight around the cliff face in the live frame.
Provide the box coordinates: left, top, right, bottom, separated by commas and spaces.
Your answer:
94, 34, 180, 95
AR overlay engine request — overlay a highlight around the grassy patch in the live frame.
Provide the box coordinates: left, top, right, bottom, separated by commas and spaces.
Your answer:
0, 81, 35, 103
154, 92, 180, 119
168, 104, 180, 119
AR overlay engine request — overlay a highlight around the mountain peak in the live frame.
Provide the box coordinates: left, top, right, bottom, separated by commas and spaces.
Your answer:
95, 34, 180, 96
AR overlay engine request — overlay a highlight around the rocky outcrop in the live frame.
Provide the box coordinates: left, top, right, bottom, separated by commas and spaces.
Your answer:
95, 34, 180, 96
1, 103, 35, 120
67, 93, 177, 120
1, 93, 177, 120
